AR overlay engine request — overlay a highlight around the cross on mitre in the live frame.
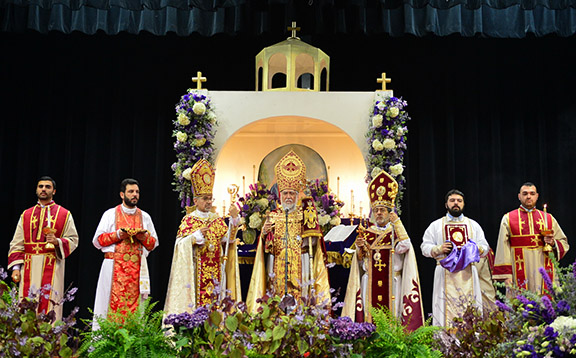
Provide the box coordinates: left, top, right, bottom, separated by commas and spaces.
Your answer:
377, 72, 392, 91
192, 71, 207, 90
284, 161, 298, 172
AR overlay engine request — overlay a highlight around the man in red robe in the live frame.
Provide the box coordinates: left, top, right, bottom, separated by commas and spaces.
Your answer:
8, 176, 79, 321
92, 178, 158, 325
494, 182, 569, 293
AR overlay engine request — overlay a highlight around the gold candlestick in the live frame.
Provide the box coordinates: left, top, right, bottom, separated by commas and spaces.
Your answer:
227, 184, 239, 207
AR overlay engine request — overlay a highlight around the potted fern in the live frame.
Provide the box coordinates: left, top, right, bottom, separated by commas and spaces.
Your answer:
79, 299, 176, 358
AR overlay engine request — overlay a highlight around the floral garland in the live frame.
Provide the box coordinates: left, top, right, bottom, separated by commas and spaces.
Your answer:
365, 95, 410, 213
171, 90, 217, 209
305, 179, 344, 235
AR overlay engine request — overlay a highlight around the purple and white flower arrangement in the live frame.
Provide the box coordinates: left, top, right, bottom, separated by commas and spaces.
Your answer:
365, 96, 410, 213
172, 90, 217, 210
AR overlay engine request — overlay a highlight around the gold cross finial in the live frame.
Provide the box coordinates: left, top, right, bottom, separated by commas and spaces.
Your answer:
288, 21, 301, 39
192, 71, 207, 90
377, 72, 392, 91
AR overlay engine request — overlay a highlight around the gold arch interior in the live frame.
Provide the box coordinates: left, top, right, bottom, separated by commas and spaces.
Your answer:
213, 115, 369, 217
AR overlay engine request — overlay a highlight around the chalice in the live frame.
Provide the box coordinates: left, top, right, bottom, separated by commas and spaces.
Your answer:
43, 227, 57, 250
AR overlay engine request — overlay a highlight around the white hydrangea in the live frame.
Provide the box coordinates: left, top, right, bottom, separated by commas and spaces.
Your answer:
192, 102, 207, 115
390, 163, 404, 176
550, 316, 576, 333
388, 107, 400, 118
372, 139, 384, 151
330, 216, 341, 226
177, 112, 190, 126
248, 212, 262, 229
372, 114, 383, 128
176, 131, 188, 143
383, 138, 396, 150
318, 214, 331, 226
371, 167, 383, 178
193, 138, 206, 147
256, 198, 269, 210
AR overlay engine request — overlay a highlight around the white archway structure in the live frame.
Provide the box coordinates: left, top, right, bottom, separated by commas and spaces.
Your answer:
208, 90, 393, 216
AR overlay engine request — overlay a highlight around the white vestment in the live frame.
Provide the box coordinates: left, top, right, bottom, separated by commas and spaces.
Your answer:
421, 214, 490, 327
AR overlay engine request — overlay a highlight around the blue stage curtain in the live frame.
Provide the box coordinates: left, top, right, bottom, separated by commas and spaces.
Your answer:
2, 0, 576, 36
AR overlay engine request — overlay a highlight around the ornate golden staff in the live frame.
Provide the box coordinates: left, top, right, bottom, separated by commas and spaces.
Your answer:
220, 184, 239, 298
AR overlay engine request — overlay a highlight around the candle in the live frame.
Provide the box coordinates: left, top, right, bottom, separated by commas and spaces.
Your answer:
543, 204, 548, 230
337, 177, 340, 198
327, 165, 330, 185
242, 176, 245, 197
47, 205, 52, 228
253, 165, 256, 184
351, 189, 354, 217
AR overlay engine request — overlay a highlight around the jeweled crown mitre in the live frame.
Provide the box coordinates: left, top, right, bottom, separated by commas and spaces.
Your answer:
190, 159, 215, 196
368, 169, 398, 209
275, 150, 306, 193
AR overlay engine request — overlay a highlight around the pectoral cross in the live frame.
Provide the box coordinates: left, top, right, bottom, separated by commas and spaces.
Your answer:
288, 21, 300, 39
374, 259, 387, 272
192, 71, 207, 90
377, 73, 391, 91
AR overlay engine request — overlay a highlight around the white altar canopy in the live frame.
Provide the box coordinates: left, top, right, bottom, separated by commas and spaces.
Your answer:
209, 90, 394, 215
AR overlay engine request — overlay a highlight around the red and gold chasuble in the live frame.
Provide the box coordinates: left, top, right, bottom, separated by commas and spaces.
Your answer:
357, 226, 393, 321
177, 214, 228, 306
507, 208, 553, 290
8, 202, 70, 313
97, 205, 156, 316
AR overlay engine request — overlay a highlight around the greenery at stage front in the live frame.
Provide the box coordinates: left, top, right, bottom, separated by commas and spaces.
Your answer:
79, 299, 175, 358
0, 267, 79, 357
5, 259, 576, 357
435, 258, 576, 358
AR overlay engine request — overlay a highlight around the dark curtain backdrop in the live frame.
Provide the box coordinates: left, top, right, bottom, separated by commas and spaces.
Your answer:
3, 0, 576, 37
1, 31, 575, 323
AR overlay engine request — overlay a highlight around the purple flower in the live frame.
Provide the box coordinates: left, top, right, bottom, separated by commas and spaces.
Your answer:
164, 306, 210, 329
329, 316, 375, 341
539, 267, 555, 296
495, 300, 513, 312
543, 326, 558, 339
556, 300, 570, 313
541, 296, 556, 323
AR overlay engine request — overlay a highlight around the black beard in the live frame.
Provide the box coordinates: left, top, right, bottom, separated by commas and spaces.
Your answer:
448, 207, 463, 217
123, 196, 138, 208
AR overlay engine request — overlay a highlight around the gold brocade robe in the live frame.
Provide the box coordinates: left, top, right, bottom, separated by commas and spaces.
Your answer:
246, 207, 331, 314
164, 210, 240, 316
